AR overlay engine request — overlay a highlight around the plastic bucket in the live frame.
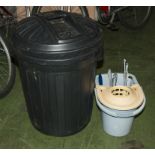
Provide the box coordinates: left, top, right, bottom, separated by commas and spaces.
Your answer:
95, 73, 146, 137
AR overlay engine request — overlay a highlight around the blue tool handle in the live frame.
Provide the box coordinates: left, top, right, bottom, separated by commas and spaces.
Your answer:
98, 74, 103, 85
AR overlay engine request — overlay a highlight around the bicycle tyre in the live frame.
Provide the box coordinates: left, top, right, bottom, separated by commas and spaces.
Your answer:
118, 6, 152, 30
31, 6, 89, 17
0, 30, 16, 98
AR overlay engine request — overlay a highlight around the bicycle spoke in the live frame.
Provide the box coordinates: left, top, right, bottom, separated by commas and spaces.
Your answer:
0, 77, 8, 87
0, 48, 5, 52
0, 66, 9, 74
0, 57, 8, 62
0, 61, 8, 64
0, 7, 16, 97
0, 72, 8, 77
0, 74, 8, 79
132, 7, 137, 25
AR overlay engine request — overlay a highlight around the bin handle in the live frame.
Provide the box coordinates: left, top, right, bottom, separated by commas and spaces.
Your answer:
45, 10, 68, 19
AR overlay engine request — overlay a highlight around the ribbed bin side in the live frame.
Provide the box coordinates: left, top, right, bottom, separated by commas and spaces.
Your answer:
18, 62, 95, 136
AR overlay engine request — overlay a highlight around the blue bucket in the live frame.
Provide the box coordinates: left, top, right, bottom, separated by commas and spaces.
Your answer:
95, 73, 146, 137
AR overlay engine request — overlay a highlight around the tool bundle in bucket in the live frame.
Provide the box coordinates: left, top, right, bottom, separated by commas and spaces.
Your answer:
96, 59, 145, 110
94, 59, 146, 137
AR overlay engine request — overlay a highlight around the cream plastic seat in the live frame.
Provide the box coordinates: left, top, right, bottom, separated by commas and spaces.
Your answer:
96, 84, 144, 110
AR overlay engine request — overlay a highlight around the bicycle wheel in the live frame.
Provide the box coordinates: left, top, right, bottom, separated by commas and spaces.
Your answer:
0, 30, 16, 98
32, 6, 89, 17
118, 6, 151, 30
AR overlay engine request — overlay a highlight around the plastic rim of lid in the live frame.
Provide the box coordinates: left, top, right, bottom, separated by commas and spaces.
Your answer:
96, 84, 144, 110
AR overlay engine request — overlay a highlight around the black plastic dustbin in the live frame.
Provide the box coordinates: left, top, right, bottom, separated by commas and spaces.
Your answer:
13, 11, 104, 136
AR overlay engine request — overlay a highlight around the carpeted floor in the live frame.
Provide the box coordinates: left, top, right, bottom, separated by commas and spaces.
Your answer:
0, 7, 155, 149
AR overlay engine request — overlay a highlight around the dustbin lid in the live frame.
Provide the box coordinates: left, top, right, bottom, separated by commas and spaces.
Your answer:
14, 11, 103, 56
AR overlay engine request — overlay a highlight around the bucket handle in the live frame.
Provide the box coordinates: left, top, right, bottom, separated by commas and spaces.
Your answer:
128, 73, 139, 85
94, 89, 146, 118
133, 96, 146, 116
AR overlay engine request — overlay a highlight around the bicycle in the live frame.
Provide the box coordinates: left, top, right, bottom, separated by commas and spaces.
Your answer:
31, 6, 152, 30
95, 6, 152, 30
0, 6, 30, 98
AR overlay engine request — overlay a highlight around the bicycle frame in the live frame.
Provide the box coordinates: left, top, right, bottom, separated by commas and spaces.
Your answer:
97, 6, 128, 24
0, 6, 14, 16
0, 6, 31, 18
109, 6, 128, 24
